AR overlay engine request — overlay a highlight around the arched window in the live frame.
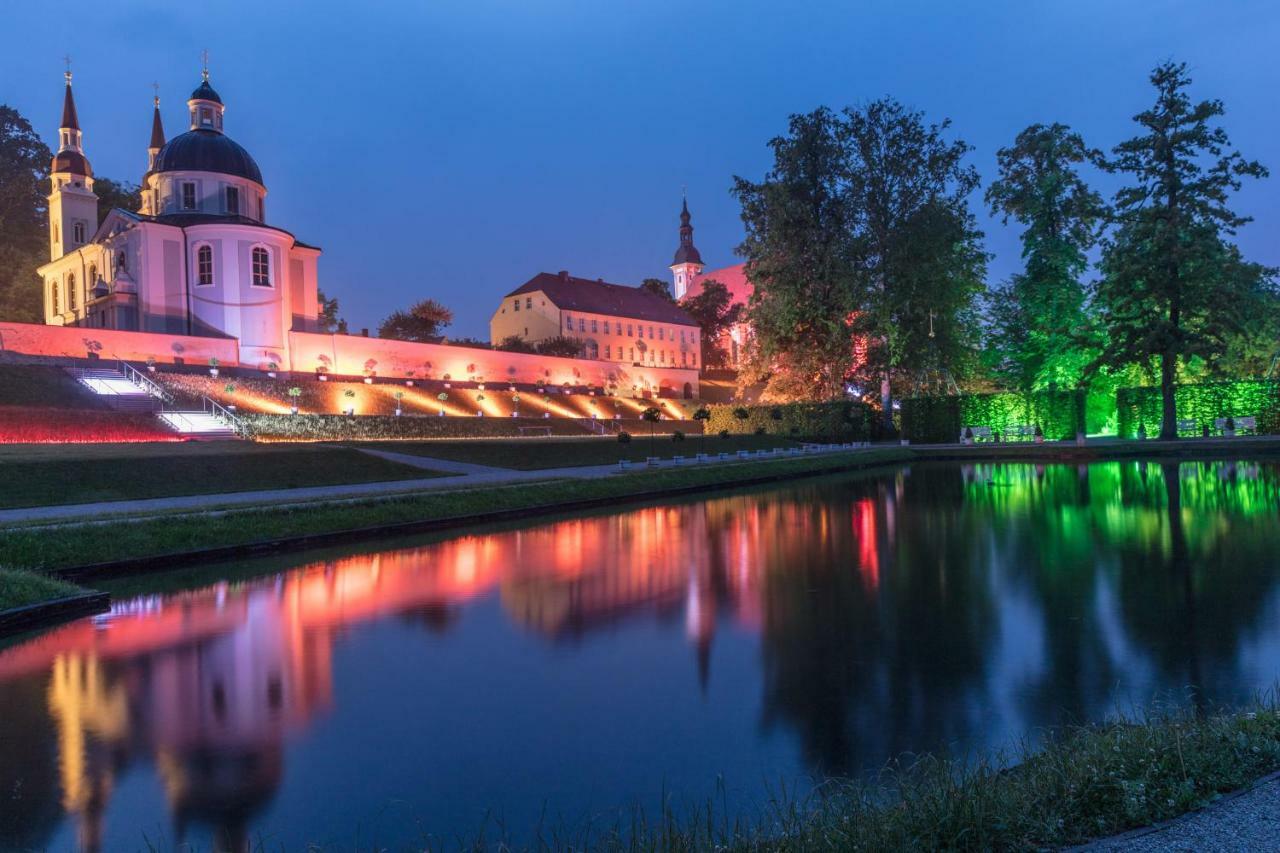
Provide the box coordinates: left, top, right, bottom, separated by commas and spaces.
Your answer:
196, 245, 214, 286
73, 222, 85, 244
251, 247, 271, 287
88, 264, 97, 293
117, 251, 127, 273
50, 280, 59, 314
68, 274, 77, 311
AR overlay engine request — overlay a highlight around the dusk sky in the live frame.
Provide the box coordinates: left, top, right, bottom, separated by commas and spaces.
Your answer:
4, 0, 1277, 337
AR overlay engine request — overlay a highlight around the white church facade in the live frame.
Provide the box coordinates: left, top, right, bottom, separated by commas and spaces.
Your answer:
38, 69, 321, 368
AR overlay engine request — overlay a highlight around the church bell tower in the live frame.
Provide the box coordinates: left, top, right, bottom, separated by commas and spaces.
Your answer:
48, 67, 98, 262
669, 196, 703, 300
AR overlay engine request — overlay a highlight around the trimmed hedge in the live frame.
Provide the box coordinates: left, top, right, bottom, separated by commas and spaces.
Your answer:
1116, 381, 1280, 438
705, 401, 879, 441
238, 414, 701, 441
901, 390, 1086, 443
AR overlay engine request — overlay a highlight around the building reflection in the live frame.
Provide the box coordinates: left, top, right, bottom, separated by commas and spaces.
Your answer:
1, 460, 1278, 850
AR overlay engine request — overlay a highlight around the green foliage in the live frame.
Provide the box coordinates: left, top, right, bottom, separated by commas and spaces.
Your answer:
378, 298, 454, 342
671, 430, 685, 442
317, 288, 346, 333
639, 278, 674, 302
984, 123, 1105, 391
734, 101, 987, 408
0, 567, 81, 610
617, 431, 631, 444
0, 105, 50, 323
901, 390, 1086, 442
681, 279, 740, 368
1116, 380, 1280, 438
1092, 61, 1275, 438
92, 176, 142, 221
495, 334, 537, 353
535, 335, 585, 358
238, 414, 586, 441
707, 401, 878, 441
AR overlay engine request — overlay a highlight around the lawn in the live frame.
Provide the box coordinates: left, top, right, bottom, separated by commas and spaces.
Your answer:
0, 447, 910, 572
352, 433, 805, 469
0, 568, 82, 610
0, 442, 445, 509
0, 364, 107, 409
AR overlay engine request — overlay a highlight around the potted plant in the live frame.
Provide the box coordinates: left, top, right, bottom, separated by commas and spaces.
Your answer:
405, 370, 416, 387
476, 393, 486, 416
317, 367, 329, 382
443, 373, 452, 389
394, 390, 404, 417
342, 388, 355, 415
1034, 424, 1044, 444
224, 383, 237, 411
437, 391, 448, 417
267, 361, 278, 379
288, 386, 301, 415
511, 393, 520, 417
208, 357, 220, 378
145, 356, 157, 374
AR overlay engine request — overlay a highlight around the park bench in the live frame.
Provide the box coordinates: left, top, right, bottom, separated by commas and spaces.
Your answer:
646, 456, 661, 466
695, 452, 709, 462
1215, 416, 1257, 436
617, 459, 632, 470
1005, 425, 1037, 442
737, 449, 751, 458
672, 455, 685, 464
717, 452, 729, 460
961, 426, 992, 444
518, 426, 553, 437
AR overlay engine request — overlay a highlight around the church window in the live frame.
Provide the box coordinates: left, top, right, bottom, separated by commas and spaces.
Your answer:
117, 251, 127, 272
182, 182, 197, 210
197, 245, 214, 285
73, 222, 85, 244
50, 281, 59, 314
200, 107, 213, 126
88, 264, 97, 287
258, 197, 265, 220
68, 274, 77, 311
226, 186, 239, 215
53, 223, 59, 243
251, 247, 271, 287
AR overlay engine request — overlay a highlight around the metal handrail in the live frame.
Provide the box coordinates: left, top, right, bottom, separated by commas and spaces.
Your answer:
202, 395, 247, 436
117, 359, 175, 405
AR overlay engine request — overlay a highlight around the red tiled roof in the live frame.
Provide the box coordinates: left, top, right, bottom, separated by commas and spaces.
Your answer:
684, 263, 753, 308
508, 272, 699, 326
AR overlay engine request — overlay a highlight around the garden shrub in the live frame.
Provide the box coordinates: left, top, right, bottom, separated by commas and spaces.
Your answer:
705, 401, 878, 441
900, 390, 1086, 443
671, 430, 685, 442
1116, 380, 1280, 438
239, 414, 590, 441
617, 431, 632, 444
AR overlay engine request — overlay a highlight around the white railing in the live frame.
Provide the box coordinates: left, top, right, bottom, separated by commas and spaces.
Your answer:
201, 395, 247, 436
116, 359, 174, 404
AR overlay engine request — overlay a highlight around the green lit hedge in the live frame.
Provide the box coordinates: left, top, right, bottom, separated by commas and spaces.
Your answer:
1116, 381, 1280, 438
901, 390, 1086, 443
705, 401, 879, 441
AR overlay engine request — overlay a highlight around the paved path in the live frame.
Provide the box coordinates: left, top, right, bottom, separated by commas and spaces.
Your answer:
1078, 772, 1280, 851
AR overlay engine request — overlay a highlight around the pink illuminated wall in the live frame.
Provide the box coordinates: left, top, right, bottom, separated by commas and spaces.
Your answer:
287, 331, 699, 393
0, 321, 239, 366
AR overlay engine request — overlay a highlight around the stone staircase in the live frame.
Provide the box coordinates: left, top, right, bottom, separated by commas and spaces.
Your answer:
65, 364, 242, 440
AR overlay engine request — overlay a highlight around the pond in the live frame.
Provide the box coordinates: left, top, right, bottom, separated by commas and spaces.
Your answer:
2, 459, 1279, 850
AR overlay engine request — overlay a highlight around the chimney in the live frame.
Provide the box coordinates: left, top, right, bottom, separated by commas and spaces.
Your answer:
360, 328, 369, 337
558, 270, 569, 281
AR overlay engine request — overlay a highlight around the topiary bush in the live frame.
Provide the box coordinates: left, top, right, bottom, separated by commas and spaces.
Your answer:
1116, 380, 1280, 438
705, 401, 878, 441
901, 390, 1086, 443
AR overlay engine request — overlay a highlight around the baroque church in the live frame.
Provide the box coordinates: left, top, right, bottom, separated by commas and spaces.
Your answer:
38, 67, 322, 368
668, 199, 753, 367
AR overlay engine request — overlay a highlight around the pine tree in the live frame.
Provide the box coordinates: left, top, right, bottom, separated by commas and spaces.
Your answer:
1093, 62, 1274, 439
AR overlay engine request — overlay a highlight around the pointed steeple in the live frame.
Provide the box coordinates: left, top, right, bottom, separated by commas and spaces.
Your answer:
149, 91, 165, 150
51, 66, 91, 179
60, 70, 80, 130
672, 196, 703, 265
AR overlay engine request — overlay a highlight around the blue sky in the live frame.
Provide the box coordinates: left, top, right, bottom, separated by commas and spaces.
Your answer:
3, 0, 1277, 337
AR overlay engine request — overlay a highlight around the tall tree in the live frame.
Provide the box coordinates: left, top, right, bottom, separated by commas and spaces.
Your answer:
535, 335, 584, 358
93, 177, 141, 221
733, 108, 858, 400
984, 123, 1105, 392
842, 99, 987, 429
640, 277, 674, 302
0, 106, 51, 322
681, 279, 741, 368
317, 288, 346, 333
377, 298, 453, 342
1092, 62, 1274, 439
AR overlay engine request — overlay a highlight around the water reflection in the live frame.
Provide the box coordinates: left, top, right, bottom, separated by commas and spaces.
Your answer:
1, 459, 1279, 850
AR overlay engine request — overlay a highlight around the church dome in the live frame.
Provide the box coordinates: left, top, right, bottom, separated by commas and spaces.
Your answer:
51, 149, 92, 178
190, 79, 223, 104
154, 129, 262, 185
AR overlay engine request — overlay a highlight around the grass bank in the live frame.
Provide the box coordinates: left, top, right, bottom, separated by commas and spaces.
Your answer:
0, 448, 910, 577
354, 434, 799, 469
0, 442, 442, 509
549, 702, 1280, 851
0, 568, 83, 610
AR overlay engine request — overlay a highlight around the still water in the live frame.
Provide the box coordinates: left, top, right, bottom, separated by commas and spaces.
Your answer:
2, 459, 1280, 851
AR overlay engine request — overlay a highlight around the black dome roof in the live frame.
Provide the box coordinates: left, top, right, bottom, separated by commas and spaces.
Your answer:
190, 80, 223, 104
154, 129, 263, 185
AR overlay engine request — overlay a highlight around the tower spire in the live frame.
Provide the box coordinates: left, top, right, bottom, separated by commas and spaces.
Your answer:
669, 194, 704, 300
147, 85, 165, 174
60, 62, 80, 133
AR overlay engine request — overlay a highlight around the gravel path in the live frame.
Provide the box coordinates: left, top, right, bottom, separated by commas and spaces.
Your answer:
1077, 772, 1280, 851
